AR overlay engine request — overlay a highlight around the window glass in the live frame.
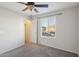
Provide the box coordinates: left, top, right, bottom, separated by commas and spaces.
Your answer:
40, 16, 56, 38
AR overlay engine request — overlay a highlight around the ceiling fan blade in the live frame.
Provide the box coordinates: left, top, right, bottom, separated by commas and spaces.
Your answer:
18, 2, 28, 5
34, 8, 38, 13
34, 4, 48, 7
22, 7, 28, 11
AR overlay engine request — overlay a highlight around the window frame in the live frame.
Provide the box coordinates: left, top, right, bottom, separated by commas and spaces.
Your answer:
38, 15, 56, 38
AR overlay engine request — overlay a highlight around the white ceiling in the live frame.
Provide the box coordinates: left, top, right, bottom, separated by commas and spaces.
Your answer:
0, 2, 79, 16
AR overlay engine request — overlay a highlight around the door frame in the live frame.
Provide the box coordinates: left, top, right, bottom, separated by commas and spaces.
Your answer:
24, 23, 26, 45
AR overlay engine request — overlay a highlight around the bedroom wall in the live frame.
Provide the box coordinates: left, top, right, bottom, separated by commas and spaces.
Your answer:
32, 7, 78, 54
77, 6, 79, 56
0, 7, 25, 54
31, 19, 37, 43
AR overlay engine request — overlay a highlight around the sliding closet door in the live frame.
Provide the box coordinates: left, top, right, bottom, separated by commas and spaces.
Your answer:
38, 16, 56, 46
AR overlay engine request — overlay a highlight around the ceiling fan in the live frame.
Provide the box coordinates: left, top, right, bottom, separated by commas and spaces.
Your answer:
18, 2, 48, 13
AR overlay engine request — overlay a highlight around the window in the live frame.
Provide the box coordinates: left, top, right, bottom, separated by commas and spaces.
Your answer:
40, 16, 56, 38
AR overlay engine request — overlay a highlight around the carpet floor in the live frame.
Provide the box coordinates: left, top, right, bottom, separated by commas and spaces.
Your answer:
0, 43, 78, 57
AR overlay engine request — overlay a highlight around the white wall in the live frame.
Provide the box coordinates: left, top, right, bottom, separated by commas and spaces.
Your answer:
32, 7, 78, 54
0, 7, 25, 54
31, 19, 37, 43
55, 7, 77, 54
77, 6, 79, 56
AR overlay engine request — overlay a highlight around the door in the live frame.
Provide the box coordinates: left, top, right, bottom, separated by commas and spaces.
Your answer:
37, 16, 56, 46
24, 20, 32, 46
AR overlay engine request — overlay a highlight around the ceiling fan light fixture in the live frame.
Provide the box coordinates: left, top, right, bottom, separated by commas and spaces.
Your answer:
28, 5, 34, 11
18, 2, 48, 13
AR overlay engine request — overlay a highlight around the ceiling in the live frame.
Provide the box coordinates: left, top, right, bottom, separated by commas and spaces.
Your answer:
0, 2, 79, 16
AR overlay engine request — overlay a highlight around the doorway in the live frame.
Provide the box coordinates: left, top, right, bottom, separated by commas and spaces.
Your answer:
24, 19, 32, 46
